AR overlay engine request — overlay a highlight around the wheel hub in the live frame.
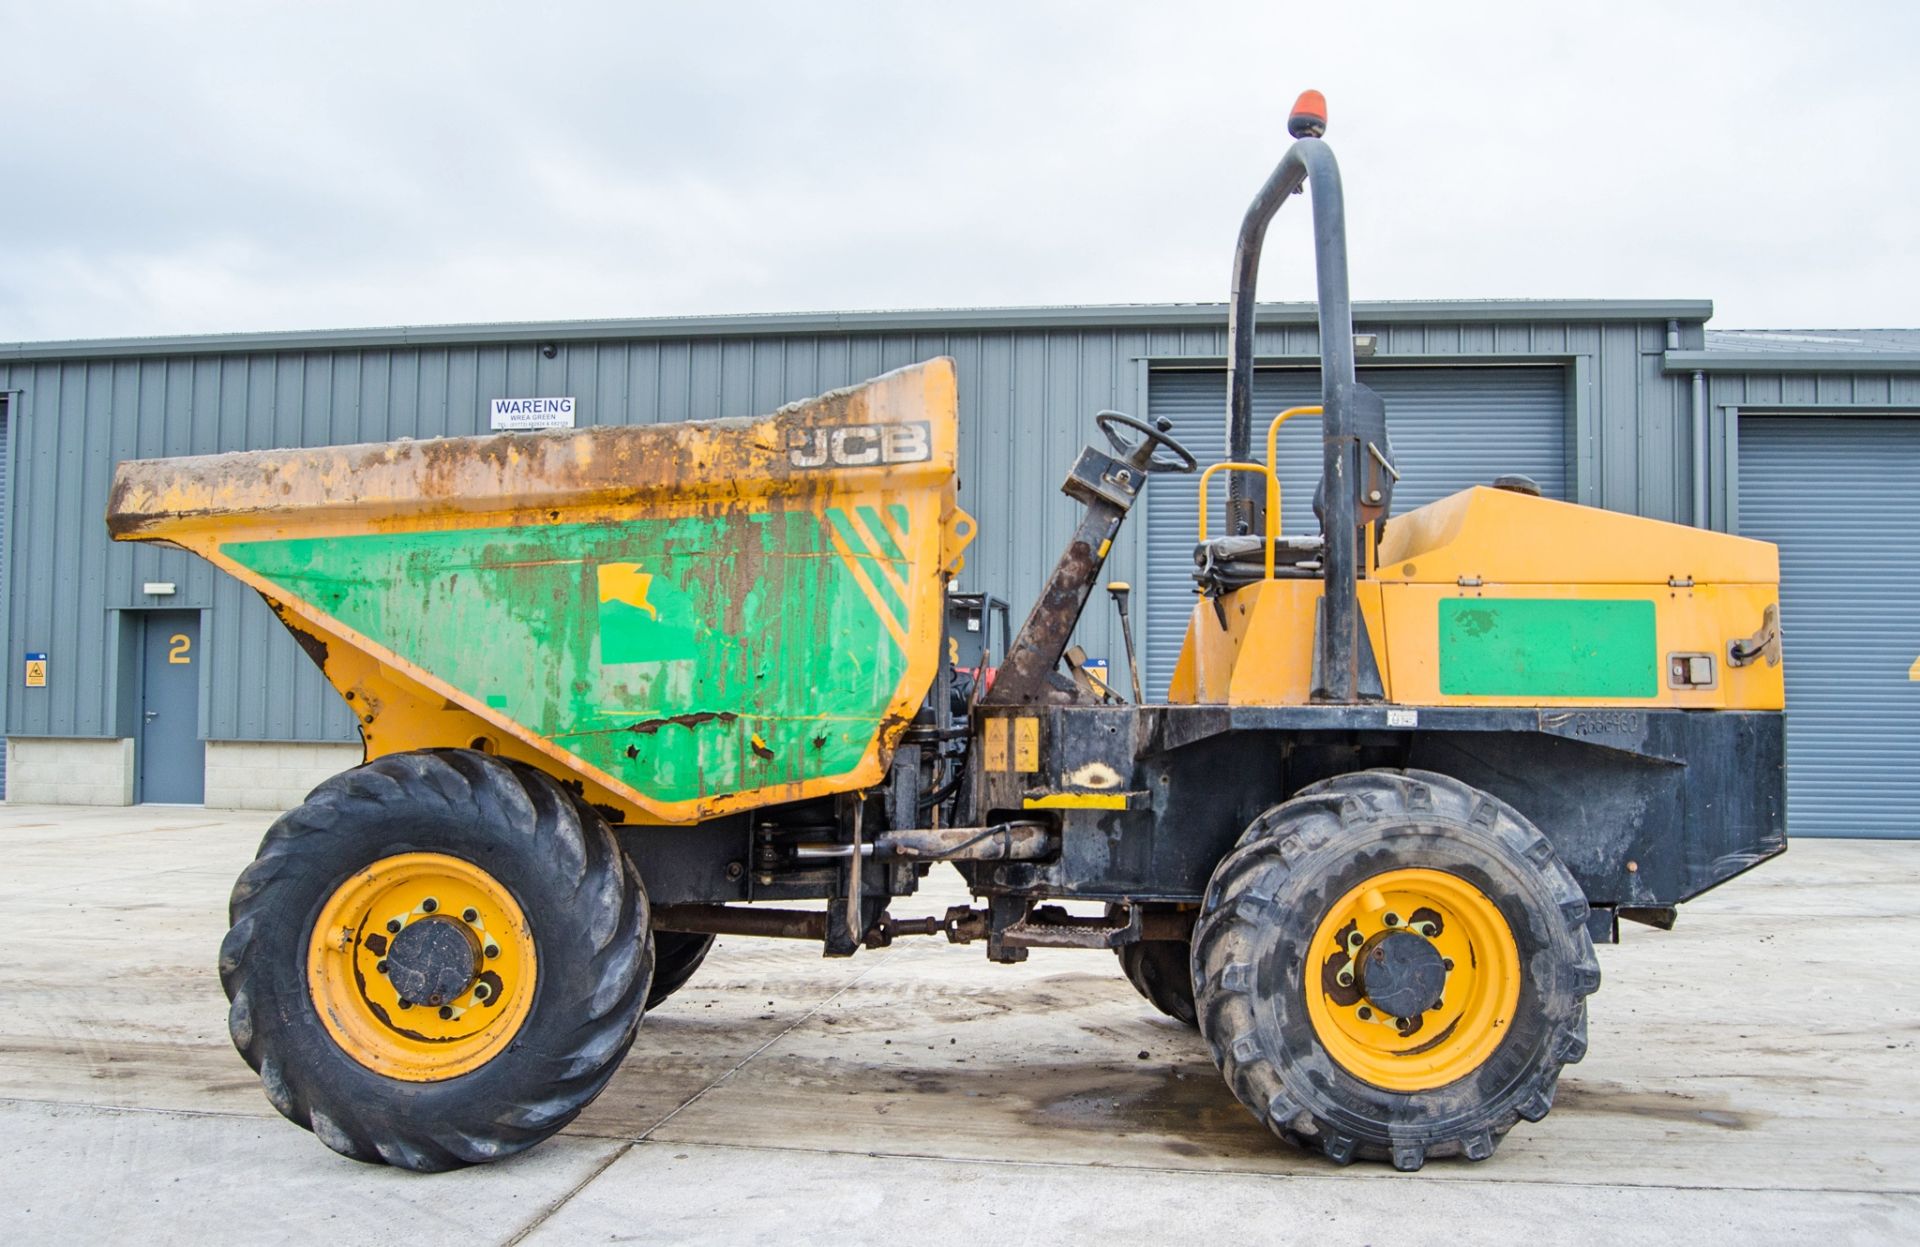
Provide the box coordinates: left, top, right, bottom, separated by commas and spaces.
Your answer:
1357, 930, 1447, 1021
1304, 867, 1522, 1092
306, 852, 536, 1081
384, 915, 480, 1008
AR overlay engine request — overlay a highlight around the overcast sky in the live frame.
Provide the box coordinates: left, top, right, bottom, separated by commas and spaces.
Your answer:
3, 2, 1915, 343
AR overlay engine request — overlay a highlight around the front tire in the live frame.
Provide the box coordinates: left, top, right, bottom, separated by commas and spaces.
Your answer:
220, 749, 653, 1171
1191, 769, 1599, 1171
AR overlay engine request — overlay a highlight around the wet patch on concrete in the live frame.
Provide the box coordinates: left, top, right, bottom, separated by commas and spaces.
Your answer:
1557, 1082, 1757, 1131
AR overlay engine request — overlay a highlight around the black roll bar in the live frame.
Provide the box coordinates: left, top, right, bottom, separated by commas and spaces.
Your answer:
1222, 132, 1362, 703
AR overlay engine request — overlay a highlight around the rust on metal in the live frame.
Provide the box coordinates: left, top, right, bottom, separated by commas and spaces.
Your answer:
652, 906, 829, 940
105, 360, 977, 828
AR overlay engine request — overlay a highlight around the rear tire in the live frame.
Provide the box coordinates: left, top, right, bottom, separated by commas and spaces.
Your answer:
1191, 769, 1598, 1171
647, 930, 716, 1008
220, 748, 652, 1171
1112, 906, 1198, 1028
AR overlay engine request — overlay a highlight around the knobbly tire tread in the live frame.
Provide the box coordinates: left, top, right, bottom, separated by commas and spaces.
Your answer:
1106, 902, 1198, 1027
1191, 768, 1600, 1171
1116, 937, 1200, 1028
646, 930, 715, 1009
219, 748, 654, 1172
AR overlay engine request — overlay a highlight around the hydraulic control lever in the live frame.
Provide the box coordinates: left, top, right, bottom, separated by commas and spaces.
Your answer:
984, 412, 1194, 706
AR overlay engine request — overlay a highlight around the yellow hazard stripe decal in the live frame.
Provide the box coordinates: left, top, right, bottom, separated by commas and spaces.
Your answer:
1022, 793, 1129, 810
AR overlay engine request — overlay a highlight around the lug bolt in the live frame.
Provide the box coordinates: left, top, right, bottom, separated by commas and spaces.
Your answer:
386, 918, 402, 934
1433, 999, 1445, 1011
375, 960, 389, 975
473, 983, 491, 1001
1357, 1006, 1373, 1021
484, 943, 500, 959
421, 898, 438, 913
398, 999, 413, 1010
462, 907, 478, 923
1384, 912, 1400, 927
1442, 957, 1454, 970
438, 1006, 453, 1020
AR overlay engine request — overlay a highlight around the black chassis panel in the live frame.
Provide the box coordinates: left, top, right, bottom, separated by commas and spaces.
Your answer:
967, 703, 1786, 912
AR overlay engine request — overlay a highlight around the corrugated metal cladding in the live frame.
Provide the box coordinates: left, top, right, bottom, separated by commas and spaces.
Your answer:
1143, 367, 1567, 694
1738, 416, 1920, 838
0, 393, 7, 797
0, 308, 1697, 745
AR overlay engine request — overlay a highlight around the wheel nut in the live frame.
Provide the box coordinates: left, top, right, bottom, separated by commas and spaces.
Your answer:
1384, 912, 1400, 927
438, 1006, 453, 1020
462, 907, 479, 923
473, 983, 491, 1001
421, 898, 438, 913
375, 960, 389, 974
484, 943, 500, 959
397, 999, 413, 1010
1357, 1006, 1373, 1021
1442, 957, 1454, 970
386, 918, 402, 934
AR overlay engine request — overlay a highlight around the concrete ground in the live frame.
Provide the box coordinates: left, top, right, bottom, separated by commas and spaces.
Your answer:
1, 805, 1914, 1245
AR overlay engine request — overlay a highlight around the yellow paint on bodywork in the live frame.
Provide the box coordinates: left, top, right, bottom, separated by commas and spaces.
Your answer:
1374, 486, 1777, 586
596, 563, 659, 619
1168, 484, 1785, 710
1022, 792, 1130, 810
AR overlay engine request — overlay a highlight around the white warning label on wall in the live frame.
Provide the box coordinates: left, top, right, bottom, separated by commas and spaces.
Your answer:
490, 396, 576, 430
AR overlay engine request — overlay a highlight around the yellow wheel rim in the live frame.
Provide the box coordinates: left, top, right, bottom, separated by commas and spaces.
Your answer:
1303, 867, 1520, 1092
307, 852, 537, 1082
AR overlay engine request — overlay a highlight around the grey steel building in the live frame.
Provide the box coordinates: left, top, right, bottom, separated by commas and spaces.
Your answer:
0, 301, 1914, 836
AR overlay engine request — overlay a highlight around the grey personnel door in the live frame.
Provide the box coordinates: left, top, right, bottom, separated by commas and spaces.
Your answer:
139, 611, 204, 804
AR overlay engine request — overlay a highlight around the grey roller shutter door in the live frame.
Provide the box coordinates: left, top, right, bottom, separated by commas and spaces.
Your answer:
1738, 416, 1920, 839
1144, 366, 1568, 696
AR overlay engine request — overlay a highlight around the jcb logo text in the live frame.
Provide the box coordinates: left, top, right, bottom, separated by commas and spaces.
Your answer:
787, 422, 931, 470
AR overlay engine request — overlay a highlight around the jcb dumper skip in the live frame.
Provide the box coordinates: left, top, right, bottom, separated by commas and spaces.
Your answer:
107, 92, 1786, 1173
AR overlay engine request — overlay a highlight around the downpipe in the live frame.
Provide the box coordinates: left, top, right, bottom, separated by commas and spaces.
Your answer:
1691, 369, 1709, 528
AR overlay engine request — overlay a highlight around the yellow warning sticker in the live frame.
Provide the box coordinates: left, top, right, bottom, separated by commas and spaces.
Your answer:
1014, 716, 1040, 773
983, 717, 1009, 771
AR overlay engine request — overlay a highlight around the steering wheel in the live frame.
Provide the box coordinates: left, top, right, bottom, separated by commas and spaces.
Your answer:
1096, 411, 1198, 474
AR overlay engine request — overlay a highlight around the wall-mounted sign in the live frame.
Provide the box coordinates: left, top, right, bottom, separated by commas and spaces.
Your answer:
490, 397, 576, 431
24, 652, 46, 687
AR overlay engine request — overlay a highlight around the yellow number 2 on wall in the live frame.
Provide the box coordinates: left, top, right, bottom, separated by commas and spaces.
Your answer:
168, 634, 192, 665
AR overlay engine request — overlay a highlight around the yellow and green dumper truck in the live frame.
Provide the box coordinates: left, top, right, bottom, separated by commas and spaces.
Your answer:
106, 92, 1786, 1172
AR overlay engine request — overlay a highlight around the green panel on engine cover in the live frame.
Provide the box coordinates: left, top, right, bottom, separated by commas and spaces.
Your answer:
224, 510, 906, 804
1438, 598, 1657, 698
